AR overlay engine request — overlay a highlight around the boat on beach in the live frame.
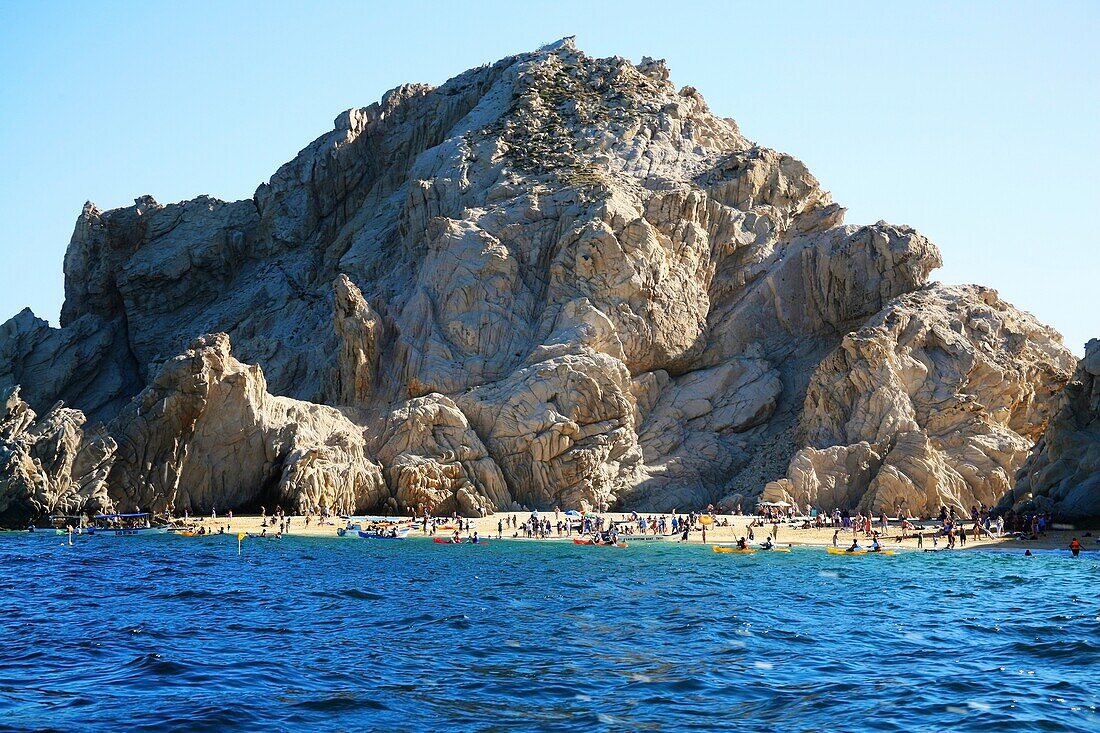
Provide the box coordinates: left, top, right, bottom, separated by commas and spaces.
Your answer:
573, 538, 628, 548
86, 513, 168, 536
357, 526, 411, 540
338, 516, 415, 538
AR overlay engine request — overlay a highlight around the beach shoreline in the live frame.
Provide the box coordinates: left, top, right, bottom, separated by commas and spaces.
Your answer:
105, 512, 1095, 553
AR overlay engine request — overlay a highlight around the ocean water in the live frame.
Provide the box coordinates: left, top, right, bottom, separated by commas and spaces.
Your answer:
0, 534, 1097, 732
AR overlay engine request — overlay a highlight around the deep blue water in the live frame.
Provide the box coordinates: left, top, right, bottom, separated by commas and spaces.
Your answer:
0, 534, 1097, 732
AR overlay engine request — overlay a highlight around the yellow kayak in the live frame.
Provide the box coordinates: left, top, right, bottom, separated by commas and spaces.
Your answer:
713, 545, 755, 554
827, 546, 894, 556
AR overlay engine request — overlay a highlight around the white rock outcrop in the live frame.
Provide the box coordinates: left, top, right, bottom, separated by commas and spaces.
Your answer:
107, 333, 386, 515
0, 387, 116, 524
762, 285, 1075, 516
376, 393, 509, 516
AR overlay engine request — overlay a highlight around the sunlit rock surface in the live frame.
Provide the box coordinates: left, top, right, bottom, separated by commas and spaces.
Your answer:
0, 39, 1077, 523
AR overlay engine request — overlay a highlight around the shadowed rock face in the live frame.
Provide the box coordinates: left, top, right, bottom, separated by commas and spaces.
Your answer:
0, 39, 1079, 525
1008, 339, 1100, 521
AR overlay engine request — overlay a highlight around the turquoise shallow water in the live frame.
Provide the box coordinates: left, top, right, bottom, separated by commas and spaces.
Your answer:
0, 534, 1098, 732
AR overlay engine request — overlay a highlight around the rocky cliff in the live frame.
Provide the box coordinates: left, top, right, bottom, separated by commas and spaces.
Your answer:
0, 38, 1081, 525
759, 285, 1075, 517
1008, 339, 1100, 521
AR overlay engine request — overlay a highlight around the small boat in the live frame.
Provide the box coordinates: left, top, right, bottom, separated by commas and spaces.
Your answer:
336, 524, 361, 538
827, 546, 895, 556
713, 545, 755, 554
357, 527, 411, 540
342, 517, 414, 538
618, 534, 670, 542
433, 537, 486, 545
573, 538, 628, 548
86, 513, 168, 536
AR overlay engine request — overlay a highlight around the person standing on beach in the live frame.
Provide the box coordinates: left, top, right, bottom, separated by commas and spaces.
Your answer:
917, 532, 923, 549
832, 530, 839, 548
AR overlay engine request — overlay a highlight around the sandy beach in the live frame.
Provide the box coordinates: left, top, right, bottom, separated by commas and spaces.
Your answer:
169, 512, 1094, 553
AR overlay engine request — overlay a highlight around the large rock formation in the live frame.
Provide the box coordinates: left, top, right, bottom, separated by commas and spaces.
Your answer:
0, 387, 115, 524
0, 39, 1080, 525
760, 286, 1075, 516
376, 393, 509, 516
107, 333, 386, 515
1008, 339, 1100, 521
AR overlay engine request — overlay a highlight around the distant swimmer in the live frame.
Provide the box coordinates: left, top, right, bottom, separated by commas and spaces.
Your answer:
1024, 549, 1033, 557
1069, 538, 1081, 557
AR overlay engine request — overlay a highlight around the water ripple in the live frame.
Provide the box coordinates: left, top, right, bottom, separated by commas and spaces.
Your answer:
0, 535, 1097, 731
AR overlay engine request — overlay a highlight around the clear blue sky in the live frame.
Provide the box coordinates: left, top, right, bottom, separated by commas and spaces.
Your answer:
1, 1, 1096, 354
